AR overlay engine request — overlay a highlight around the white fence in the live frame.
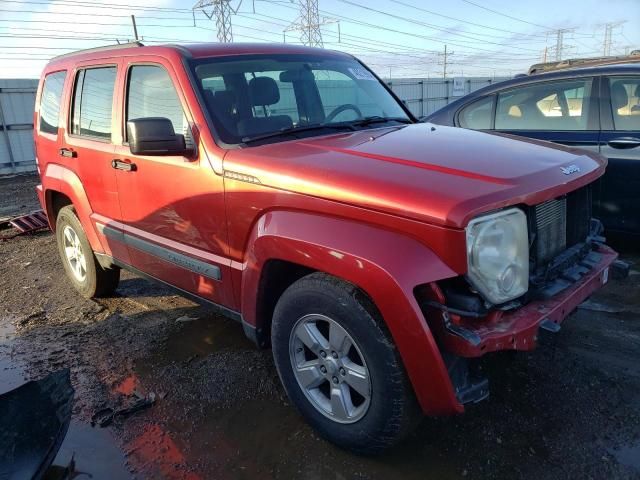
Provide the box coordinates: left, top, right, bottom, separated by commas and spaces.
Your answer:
0, 76, 510, 175
0, 79, 38, 175
386, 76, 510, 118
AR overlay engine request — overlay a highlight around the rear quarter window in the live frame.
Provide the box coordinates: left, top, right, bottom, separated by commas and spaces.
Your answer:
458, 96, 494, 129
39, 71, 67, 135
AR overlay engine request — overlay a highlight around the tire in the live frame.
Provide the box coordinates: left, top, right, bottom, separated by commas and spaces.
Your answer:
271, 272, 420, 455
55, 206, 120, 298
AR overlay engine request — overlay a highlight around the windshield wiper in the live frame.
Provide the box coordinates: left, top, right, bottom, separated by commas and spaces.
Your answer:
242, 123, 355, 144
348, 116, 413, 127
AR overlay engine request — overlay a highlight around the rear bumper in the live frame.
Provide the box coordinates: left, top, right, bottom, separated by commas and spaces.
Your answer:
428, 244, 618, 358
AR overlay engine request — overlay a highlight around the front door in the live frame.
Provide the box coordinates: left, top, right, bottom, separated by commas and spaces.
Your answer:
491, 77, 600, 153
598, 75, 640, 235
112, 59, 234, 308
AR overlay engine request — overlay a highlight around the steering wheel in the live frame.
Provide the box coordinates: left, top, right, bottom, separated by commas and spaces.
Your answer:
324, 104, 363, 123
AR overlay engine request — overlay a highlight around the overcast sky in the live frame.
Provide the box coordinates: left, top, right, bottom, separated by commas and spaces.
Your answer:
1, 0, 638, 79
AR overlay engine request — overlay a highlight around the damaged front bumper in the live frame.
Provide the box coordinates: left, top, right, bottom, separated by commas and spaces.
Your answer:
424, 244, 619, 358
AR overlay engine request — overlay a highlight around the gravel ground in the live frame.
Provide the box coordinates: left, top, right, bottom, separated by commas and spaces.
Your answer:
1, 174, 639, 479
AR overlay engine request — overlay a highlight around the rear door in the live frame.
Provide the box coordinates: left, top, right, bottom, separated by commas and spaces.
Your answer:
490, 77, 600, 153
62, 60, 130, 263
598, 75, 640, 234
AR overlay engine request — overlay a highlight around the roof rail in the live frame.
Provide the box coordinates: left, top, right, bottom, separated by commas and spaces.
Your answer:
49, 41, 144, 62
528, 52, 640, 75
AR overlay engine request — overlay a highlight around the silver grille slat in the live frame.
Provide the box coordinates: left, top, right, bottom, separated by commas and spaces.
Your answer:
535, 198, 567, 266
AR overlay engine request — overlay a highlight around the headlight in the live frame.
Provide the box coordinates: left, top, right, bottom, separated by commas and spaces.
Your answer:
466, 208, 529, 304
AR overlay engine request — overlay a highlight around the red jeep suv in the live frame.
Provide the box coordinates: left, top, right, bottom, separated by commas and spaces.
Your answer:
34, 42, 619, 454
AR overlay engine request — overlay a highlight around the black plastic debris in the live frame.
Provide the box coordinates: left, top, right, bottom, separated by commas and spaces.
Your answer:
0, 369, 74, 480
91, 391, 156, 428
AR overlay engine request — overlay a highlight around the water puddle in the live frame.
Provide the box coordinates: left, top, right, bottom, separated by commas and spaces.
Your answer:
1, 317, 130, 479
142, 314, 251, 367
54, 420, 131, 479
610, 441, 640, 472
0, 319, 26, 394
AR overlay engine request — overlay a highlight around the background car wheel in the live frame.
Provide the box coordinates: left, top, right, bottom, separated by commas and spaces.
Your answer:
271, 272, 420, 455
55, 206, 120, 298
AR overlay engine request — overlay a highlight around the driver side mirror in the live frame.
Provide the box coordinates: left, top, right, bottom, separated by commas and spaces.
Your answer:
127, 117, 191, 156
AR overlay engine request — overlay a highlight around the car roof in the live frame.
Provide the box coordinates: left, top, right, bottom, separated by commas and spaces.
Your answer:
480, 62, 639, 94
431, 61, 640, 116
45, 42, 351, 70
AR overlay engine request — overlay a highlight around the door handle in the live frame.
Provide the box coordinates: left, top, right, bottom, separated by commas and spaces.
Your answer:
607, 137, 640, 149
58, 148, 77, 158
111, 159, 137, 172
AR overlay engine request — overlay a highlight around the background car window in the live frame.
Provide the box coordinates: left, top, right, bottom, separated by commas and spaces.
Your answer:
495, 79, 592, 131
71, 67, 116, 139
39, 71, 66, 135
127, 65, 192, 147
608, 77, 640, 131
458, 96, 494, 129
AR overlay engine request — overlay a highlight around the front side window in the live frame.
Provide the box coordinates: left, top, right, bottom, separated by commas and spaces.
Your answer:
190, 54, 410, 144
39, 71, 67, 135
495, 79, 593, 131
458, 96, 494, 129
71, 66, 117, 140
608, 76, 640, 131
127, 65, 191, 145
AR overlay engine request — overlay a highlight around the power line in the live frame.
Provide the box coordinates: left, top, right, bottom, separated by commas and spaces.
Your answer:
336, 0, 542, 53
461, 0, 552, 30
390, 0, 551, 39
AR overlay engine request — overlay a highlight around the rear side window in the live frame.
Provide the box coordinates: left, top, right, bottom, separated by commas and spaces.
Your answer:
126, 65, 191, 144
39, 71, 67, 135
608, 76, 640, 131
71, 66, 117, 140
458, 96, 494, 129
495, 79, 593, 131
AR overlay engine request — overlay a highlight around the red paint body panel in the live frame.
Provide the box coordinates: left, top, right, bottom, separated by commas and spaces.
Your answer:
34, 43, 616, 417
238, 210, 462, 414
426, 245, 617, 357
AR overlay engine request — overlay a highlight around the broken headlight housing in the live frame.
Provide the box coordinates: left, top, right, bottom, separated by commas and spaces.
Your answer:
466, 208, 529, 304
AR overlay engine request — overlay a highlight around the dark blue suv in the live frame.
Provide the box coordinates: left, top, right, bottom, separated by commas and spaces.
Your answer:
426, 61, 640, 235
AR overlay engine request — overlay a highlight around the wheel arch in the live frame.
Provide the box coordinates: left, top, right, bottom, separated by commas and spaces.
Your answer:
241, 209, 463, 415
41, 163, 102, 252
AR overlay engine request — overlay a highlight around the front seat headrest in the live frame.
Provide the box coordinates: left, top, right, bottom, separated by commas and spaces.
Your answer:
610, 83, 629, 110
248, 77, 280, 106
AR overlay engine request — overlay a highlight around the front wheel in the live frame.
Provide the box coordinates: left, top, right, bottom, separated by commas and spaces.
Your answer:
271, 273, 419, 455
55, 206, 120, 298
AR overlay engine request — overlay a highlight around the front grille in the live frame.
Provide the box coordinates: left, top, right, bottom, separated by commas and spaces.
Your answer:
534, 198, 567, 266
529, 185, 593, 273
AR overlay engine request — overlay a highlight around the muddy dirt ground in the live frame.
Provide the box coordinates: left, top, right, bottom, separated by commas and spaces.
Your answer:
1, 173, 639, 479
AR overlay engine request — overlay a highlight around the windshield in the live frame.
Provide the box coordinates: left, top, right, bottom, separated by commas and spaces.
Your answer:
189, 54, 411, 145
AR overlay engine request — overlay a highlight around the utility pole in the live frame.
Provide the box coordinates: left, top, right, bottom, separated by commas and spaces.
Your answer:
284, 0, 337, 48
542, 46, 548, 63
131, 15, 139, 41
554, 29, 571, 61
603, 21, 626, 56
193, 0, 241, 43
437, 44, 452, 78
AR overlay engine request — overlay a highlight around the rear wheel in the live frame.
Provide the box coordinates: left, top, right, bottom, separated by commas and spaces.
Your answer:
55, 206, 120, 298
271, 273, 419, 455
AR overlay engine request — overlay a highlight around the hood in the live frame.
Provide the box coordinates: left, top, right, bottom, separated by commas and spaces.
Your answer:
224, 123, 606, 228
